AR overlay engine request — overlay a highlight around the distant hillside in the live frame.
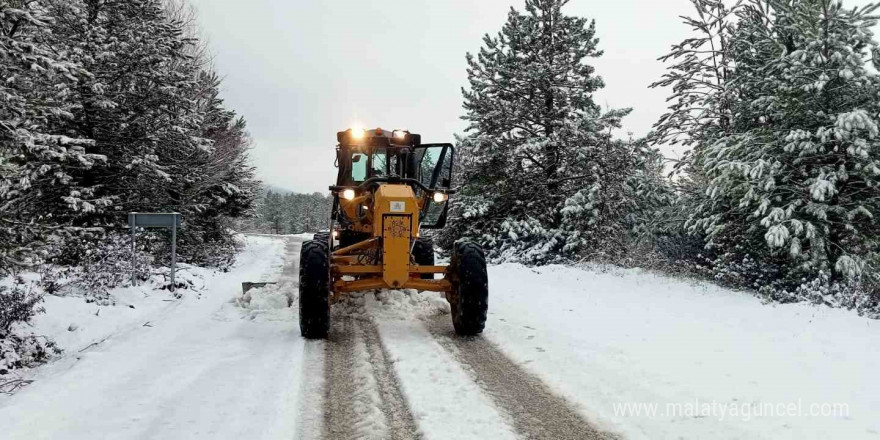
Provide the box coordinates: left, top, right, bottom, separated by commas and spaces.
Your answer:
264, 184, 295, 195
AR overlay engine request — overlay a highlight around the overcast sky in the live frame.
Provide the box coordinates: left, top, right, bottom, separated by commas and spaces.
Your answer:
188, 0, 878, 194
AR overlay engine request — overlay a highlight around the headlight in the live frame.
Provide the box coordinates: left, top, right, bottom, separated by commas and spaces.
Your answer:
342, 189, 356, 200
331, 230, 339, 238
349, 128, 365, 140
392, 129, 408, 139
432, 192, 448, 203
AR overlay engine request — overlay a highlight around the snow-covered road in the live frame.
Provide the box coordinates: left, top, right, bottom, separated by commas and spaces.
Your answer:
0, 236, 310, 439
1, 235, 878, 439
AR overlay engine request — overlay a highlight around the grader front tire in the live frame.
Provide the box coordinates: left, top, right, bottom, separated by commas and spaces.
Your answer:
450, 242, 488, 336
312, 231, 331, 250
299, 240, 331, 339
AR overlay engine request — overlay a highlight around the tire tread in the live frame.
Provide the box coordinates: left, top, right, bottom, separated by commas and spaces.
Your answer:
450, 241, 488, 335
299, 240, 330, 338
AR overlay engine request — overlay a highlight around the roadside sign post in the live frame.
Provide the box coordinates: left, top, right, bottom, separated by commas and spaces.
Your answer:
128, 213, 183, 291
171, 219, 177, 290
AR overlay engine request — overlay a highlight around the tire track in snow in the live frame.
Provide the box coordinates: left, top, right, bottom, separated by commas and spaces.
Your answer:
426, 317, 619, 440
288, 237, 326, 440
360, 319, 421, 440
322, 314, 419, 439
281, 238, 302, 280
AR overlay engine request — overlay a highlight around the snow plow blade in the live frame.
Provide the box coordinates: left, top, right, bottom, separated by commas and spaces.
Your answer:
242, 282, 276, 294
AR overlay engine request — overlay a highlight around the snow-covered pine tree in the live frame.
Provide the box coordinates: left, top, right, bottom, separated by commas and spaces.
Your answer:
175, 71, 258, 265
43, 0, 202, 219
678, 0, 880, 307
449, 0, 610, 262
0, 1, 102, 273
259, 191, 285, 234
446, 0, 666, 263
559, 129, 672, 262
648, 0, 738, 263
35, 0, 256, 267
651, 0, 736, 163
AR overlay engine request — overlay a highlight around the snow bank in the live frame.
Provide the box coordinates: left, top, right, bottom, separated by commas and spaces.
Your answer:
1, 235, 287, 382
235, 282, 294, 321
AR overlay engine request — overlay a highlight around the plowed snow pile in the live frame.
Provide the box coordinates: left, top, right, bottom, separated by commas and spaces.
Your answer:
235, 282, 295, 321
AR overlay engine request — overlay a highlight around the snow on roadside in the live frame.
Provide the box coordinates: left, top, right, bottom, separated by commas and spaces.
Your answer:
483, 262, 880, 440
0, 235, 309, 440
25, 268, 200, 354
235, 282, 294, 321
1, 235, 287, 389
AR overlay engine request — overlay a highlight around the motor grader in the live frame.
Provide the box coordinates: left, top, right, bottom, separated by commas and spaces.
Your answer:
298, 127, 488, 339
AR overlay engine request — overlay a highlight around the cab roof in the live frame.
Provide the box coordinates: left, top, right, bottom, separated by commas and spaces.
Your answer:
336, 128, 421, 148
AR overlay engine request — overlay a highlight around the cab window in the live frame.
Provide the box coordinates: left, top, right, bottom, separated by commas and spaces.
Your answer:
351, 153, 367, 182
371, 152, 387, 177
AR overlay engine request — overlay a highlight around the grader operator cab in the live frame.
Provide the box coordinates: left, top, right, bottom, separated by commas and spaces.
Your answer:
298, 127, 488, 339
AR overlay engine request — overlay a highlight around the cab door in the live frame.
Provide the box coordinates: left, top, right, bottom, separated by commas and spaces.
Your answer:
410, 143, 454, 229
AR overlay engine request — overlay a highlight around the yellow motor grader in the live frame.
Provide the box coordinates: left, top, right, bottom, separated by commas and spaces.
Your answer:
299, 127, 488, 339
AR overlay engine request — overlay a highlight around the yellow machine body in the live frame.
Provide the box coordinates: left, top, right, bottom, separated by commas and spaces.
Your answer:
330, 183, 450, 299
374, 185, 417, 288
300, 129, 485, 339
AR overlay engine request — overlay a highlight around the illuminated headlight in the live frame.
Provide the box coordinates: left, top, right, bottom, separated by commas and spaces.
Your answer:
331, 230, 339, 238
392, 129, 408, 140
349, 128, 365, 140
342, 189, 356, 200
432, 192, 448, 203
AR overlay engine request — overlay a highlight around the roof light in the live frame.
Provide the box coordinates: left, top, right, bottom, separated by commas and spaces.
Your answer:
349, 127, 365, 140
392, 129, 408, 140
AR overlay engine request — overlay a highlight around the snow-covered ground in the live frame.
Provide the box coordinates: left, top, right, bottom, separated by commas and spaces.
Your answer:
0, 235, 303, 439
2, 235, 878, 439
484, 263, 880, 439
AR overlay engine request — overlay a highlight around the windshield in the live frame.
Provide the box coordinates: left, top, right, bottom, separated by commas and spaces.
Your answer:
345, 148, 401, 184
349, 150, 391, 183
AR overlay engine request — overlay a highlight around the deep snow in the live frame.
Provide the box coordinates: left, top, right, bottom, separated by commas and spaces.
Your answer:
0, 235, 305, 439
483, 263, 880, 439
2, 235, 878, 439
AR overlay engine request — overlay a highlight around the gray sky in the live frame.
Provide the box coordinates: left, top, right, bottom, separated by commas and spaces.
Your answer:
188, 0, 877, 194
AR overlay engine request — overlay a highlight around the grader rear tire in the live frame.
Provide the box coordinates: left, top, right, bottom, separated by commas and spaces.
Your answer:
299, 240, 330, 339
450, 242, 488, 336
412, 237, 435, 280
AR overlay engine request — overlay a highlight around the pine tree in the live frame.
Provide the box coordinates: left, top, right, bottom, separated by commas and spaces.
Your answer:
0, 1, 100, 272
447, 0, 665, 263
32, 0, 257, 266
561, 137, 672, 260
656, 0, 880, 309
693, 1, 880, 279
649, 0, 739, 264
259, 191, 284, 234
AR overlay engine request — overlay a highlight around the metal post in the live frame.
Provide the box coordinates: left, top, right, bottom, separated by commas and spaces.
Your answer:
170, 214, 177, 292
130, 213, 137, 286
